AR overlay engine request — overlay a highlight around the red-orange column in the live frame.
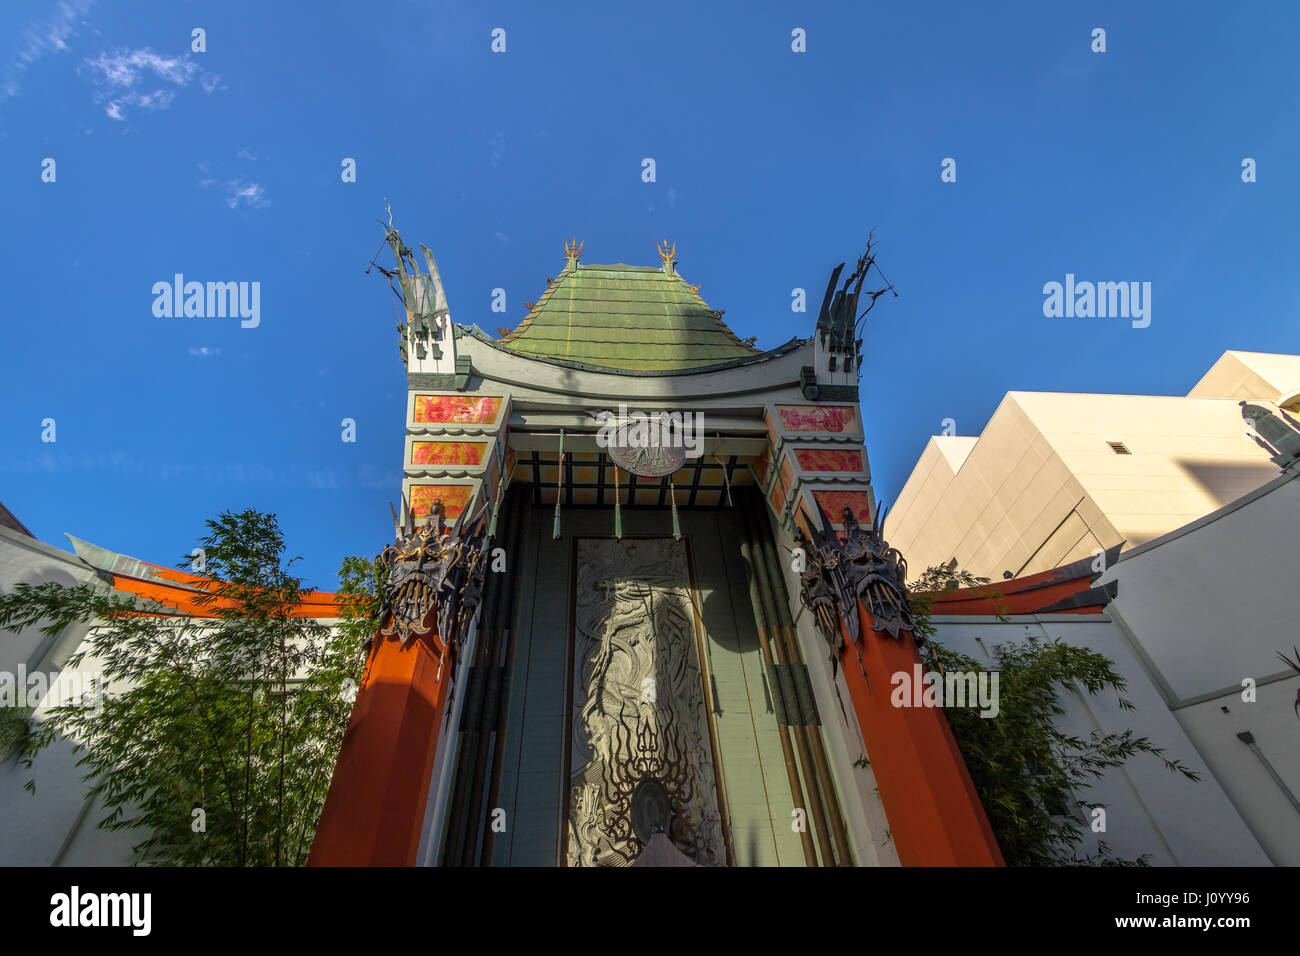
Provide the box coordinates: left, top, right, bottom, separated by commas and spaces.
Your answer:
308, 632, 452, 866
839, 601, 1003, 867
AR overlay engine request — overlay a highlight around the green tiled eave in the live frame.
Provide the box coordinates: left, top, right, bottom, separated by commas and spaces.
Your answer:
497, 262, 763, 372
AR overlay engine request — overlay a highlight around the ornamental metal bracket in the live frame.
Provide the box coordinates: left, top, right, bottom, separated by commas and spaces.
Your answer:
1241, 401, 1300, 469
374, 499, 491, 680
794, 504, 916, 662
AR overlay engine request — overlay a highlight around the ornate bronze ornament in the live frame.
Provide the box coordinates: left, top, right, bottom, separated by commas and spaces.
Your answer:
795, 504, 916, 660
607, 442, 686, 478
1241, 400, 1300, 468
375, 499, 491, 674
815, 233, 897, 376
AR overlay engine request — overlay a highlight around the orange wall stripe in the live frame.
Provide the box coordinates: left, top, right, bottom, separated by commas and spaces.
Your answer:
839, 601, 1004, 866
108, 572, 342, 619
308, 627, 452, 866
924, 570, 1105, 617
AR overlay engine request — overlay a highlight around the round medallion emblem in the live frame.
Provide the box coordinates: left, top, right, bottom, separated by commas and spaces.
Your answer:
607, 443, 686, 478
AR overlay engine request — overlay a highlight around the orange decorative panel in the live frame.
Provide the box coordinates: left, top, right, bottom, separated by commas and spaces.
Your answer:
794, 448, 864, 472
412, 441, 488, 467
812, 490, 873, 524
413, 395, 501, 425
776, 405, 857, 433
409, 485, 474, 520
779, 458, 795, 492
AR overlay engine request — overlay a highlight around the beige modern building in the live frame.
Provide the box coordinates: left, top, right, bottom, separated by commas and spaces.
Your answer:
887, 351, 1300, 582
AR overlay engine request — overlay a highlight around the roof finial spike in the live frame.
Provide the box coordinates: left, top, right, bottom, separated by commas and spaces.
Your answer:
657, 239, 677, 275
564, 238, 583, 270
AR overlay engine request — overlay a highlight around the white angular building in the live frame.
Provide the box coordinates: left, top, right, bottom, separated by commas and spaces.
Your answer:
889, 350, 1300, 865
887, 351, 1300, 580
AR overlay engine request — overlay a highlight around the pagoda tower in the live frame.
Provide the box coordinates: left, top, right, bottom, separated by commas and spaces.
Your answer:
309, 225, 1003, 867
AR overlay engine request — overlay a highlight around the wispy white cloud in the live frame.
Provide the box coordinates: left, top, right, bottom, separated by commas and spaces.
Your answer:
2, 0, 97, 100
198, 158, 270, 211
85, 48, 195, 86
224, 179, 269, 210
187, 346, 221, 357
80, 46, 220, 119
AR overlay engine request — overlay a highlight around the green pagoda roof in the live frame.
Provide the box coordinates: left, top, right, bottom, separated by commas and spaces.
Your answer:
494, 258, 762, 372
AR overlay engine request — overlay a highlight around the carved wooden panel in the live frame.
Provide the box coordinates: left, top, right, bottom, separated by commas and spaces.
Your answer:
566, 539, 725, 866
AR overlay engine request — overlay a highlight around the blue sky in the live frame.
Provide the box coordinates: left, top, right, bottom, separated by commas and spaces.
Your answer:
1, 0, 1298, 590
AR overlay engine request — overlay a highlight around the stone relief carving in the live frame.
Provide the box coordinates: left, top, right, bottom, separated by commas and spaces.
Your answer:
567, 539, 725, 867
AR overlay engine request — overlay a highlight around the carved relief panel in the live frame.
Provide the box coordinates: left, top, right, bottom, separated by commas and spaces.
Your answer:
566, 538, 726, 866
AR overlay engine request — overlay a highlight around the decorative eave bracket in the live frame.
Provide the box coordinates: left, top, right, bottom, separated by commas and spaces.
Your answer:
794, 504, 916, 663
373, 499, 491, 682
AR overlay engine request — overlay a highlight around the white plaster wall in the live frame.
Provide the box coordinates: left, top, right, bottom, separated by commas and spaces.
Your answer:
931, 615, 1269, 866
1098, 468, 1300, 864
1099, 473, 1300, 699
0, 526, 139, 865
1171, 684, 1300, 866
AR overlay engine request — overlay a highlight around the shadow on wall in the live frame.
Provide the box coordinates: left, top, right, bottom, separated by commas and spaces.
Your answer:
2, 566, 87, 675
700, 579, 759, 657
1177, 459, 1279, 511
